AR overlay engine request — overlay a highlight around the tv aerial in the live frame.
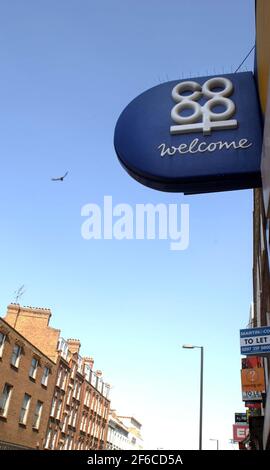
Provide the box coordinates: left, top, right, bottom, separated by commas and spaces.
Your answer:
13, 285, 26, 303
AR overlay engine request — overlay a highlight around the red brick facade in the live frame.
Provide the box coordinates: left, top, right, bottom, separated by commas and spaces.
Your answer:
0, 318, 56, 449
1, 304, 110, 450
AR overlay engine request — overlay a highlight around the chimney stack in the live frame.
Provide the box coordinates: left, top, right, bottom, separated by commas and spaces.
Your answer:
4, 304, 60, 362
67, 339, 81, 354
84, 357, 94, 369
5, 304, 52, 328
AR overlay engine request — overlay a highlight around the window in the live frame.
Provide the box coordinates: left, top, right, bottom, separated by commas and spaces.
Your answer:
68, 436, 73, 450
73, 381, 77, 398
63, 436, 68, 450
63, 412, 69, 433
55, 399, 62, 420
50, 397, 57, 417
64, 435, 72, 450
71, 364, 76, 379
11, 344, 22, 368
56, 368, 62, 387
80, 414, 86, 431
29, 357, 39, 379
71, 407, 78, 427
33, 401, 43, 429
68, 408, 77, 428
62, 370, 68, 390
91, 397, 96, 410
79, 441, 84, 450
0, 332, 6, 357
83, 415, 87, 432
84, 389, 90, 407
41, 366, 50, 386
76, 383, 81, 400
87, 419, 91, 435
57, 368, 67, 390
91, 372, 97, 388
66, 386, 73, 405
19, 393, 31, 424
0, 383, 13, 417
45, 429, 52, 449
51, 430, 58, 449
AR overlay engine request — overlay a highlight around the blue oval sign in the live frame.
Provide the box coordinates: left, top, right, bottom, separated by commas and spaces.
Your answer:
114, 72, 262, 194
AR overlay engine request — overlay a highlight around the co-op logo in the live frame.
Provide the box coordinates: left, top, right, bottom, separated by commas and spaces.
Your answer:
114, 71, 262, 193
170, 77, 238, 136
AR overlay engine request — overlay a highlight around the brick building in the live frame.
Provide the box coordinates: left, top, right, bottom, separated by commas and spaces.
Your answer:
1, 304, 110, 450
45, 337, 110, 450
0, 317, 56, 449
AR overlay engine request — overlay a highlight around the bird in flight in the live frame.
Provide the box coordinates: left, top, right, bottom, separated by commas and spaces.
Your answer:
51, 171, 69, 182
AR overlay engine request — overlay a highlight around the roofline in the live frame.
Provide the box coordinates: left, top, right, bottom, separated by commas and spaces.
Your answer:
117, 416, 142, 426
0, 317, 55, 365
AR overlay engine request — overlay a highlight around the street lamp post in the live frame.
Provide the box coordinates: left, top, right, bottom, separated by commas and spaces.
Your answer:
182, 344, 204, 450
210, 438, 219, 450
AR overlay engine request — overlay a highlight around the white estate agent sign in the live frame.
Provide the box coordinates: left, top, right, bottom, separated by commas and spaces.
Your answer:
240, 327, 270, 355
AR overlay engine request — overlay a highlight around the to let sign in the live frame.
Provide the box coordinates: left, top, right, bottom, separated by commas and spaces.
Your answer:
240, 327, 270, 355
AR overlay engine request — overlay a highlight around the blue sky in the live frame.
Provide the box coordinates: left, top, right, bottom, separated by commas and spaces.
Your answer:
0, 0, 256, 449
